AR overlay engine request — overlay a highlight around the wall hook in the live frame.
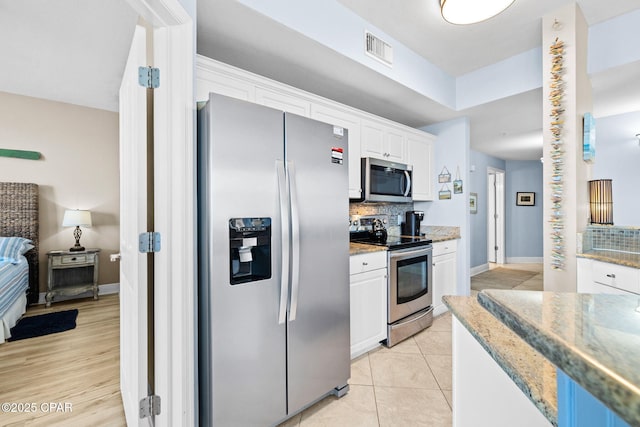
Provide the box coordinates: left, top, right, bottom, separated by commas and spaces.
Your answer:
552, 19, 563, 31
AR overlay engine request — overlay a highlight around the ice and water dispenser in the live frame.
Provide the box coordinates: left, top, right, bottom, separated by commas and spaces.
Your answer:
229, 217, 272, 284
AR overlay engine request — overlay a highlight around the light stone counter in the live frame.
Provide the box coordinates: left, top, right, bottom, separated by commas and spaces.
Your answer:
577, 250, 640, 269
349, 242, 387, 256
477, 290, 640, 427
443, 295, 558, 425
421, 225, 460, 243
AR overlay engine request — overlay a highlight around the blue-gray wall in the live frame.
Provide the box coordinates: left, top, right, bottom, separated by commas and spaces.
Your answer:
416, 117, 470, 296
469, 151, 505, 269
468, 153, 544, 268
505, 160, 543, 261
592, 111, 640, 226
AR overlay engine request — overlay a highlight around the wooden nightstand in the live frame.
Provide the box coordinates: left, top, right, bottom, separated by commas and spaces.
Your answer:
46, 249, 100, 307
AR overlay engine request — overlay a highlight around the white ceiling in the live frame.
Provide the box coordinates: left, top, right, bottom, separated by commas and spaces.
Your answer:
1, 0, 639, 161
197, 0, 640, 160
337, 0, 640, 76
0, 0, 137, 112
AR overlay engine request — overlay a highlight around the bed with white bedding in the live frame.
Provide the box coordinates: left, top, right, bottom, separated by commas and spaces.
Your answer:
0, 257, 29, 342
0, 182, 39, 343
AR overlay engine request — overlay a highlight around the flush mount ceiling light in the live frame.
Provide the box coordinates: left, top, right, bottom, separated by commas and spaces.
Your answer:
440, 0, 516, 25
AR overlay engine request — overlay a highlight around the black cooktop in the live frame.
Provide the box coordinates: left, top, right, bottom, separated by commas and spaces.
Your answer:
350, 231, 432, 251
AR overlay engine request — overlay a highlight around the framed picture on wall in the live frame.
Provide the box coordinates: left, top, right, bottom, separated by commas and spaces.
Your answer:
469, 192, 478, 214
516, 192, 535, 206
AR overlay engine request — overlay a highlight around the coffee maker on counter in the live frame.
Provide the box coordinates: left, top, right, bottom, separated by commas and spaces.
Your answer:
401, 210, 424, 236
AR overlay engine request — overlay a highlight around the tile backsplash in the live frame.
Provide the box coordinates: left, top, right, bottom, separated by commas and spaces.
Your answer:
583, 226, 640, 254
349, 202, 415, 235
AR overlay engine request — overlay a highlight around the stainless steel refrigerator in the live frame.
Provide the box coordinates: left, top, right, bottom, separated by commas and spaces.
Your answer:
198, 94, 351, 426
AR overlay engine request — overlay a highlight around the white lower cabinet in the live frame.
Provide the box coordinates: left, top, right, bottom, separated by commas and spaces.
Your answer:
452, 318, 553, 427
577, 257, 640, 295
432, 240, 457, 317
349, 251, 387, 359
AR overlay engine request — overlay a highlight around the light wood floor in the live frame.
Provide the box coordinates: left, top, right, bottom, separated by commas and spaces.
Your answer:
0, 294, 125, 426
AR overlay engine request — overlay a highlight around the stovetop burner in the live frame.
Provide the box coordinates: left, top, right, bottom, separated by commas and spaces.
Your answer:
350, 231, 432, 251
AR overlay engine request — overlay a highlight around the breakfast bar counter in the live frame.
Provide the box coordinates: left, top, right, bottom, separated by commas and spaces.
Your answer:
444, 295, 558, 426
477, 290, 640, 427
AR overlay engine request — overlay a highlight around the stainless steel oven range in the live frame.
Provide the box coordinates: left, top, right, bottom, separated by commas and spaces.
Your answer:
386, 242, 433, 346
350, 216, 433, 347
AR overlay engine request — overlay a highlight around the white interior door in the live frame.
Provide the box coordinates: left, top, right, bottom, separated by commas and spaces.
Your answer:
488, 173, 497, 263
487, 168, 506, 265
495, 172, 505, 264
119, 24, 149, 427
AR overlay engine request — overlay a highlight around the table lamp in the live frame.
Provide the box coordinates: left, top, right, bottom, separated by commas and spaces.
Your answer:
62, 209, 92, 251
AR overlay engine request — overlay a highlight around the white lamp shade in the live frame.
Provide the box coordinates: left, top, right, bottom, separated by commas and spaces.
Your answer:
441, 0, 515, 25
62, 209, 92, 227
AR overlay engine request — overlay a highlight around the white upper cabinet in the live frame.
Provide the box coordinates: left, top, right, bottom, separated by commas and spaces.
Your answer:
196, 56, 435, 199
406, 131, 435, 201
311, 103, 362, 199
361, 119, 405, 163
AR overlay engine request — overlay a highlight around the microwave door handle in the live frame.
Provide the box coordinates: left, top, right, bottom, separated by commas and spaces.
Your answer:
404, 170, 411, 197
276, 160, 290, 325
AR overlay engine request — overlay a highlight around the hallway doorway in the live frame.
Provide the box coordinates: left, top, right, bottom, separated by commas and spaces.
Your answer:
487, 168, 505, 265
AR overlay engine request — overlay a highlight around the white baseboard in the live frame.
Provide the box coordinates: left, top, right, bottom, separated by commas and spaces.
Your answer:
506, 257, 543, 264
36, 283, 120, 305
470, 264, 490, 276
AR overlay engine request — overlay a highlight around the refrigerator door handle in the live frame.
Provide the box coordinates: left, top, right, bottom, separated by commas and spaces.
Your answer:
288, 161, 300, 322
276, 160, 290, 325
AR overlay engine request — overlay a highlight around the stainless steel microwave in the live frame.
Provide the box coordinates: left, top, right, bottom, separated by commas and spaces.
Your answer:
358, 157, 412, 203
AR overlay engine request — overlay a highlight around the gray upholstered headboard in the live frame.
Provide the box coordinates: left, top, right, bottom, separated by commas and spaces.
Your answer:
0, 182, 39, 304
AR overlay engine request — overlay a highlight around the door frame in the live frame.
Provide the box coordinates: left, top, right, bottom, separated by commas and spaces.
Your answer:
124, 1, 195, 425
487, 167, 505, 265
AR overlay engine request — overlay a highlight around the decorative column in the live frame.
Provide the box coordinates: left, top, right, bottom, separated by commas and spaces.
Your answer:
542, 4, 592, 291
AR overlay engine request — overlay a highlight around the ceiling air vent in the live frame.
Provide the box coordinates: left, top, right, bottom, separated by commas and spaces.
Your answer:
365, 31, 393, 67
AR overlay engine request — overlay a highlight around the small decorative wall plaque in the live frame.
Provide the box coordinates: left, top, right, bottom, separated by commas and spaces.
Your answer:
516, 192, 535, 206
453, 166, 463, 194
438, 166, 451, 183
439, 184, 451, 200
469, 192, 478, 214
0, 148, 41, 160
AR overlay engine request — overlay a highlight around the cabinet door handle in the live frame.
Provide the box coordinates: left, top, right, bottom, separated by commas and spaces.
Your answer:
362, 262, 368, 266
606, 273, 616, 278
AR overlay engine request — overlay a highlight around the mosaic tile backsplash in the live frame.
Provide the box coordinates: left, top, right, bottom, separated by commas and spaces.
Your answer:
583, 226, 640, 254
349, 202, 415, 236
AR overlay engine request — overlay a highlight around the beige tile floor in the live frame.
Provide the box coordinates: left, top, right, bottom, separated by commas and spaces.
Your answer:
279, 312, 454, 427
279, 263, 543, 427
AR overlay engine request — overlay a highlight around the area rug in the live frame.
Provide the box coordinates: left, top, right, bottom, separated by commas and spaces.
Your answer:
471, 268, 540, 292
8, 309, 78, 341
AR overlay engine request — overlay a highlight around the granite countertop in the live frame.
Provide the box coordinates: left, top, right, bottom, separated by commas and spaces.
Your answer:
349, 242, 387, 256
443, 295, 558, 426
477, 290, 640, 427
422, 225, 460, 243
578, 250, 640, 269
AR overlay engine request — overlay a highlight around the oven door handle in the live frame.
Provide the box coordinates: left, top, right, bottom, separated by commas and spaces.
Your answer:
389, 246, 432, 261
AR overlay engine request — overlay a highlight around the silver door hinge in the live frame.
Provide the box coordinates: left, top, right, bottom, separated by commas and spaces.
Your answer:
138, 66, 160, 89
139, 395, 161, 418
139, 232, 161, 253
